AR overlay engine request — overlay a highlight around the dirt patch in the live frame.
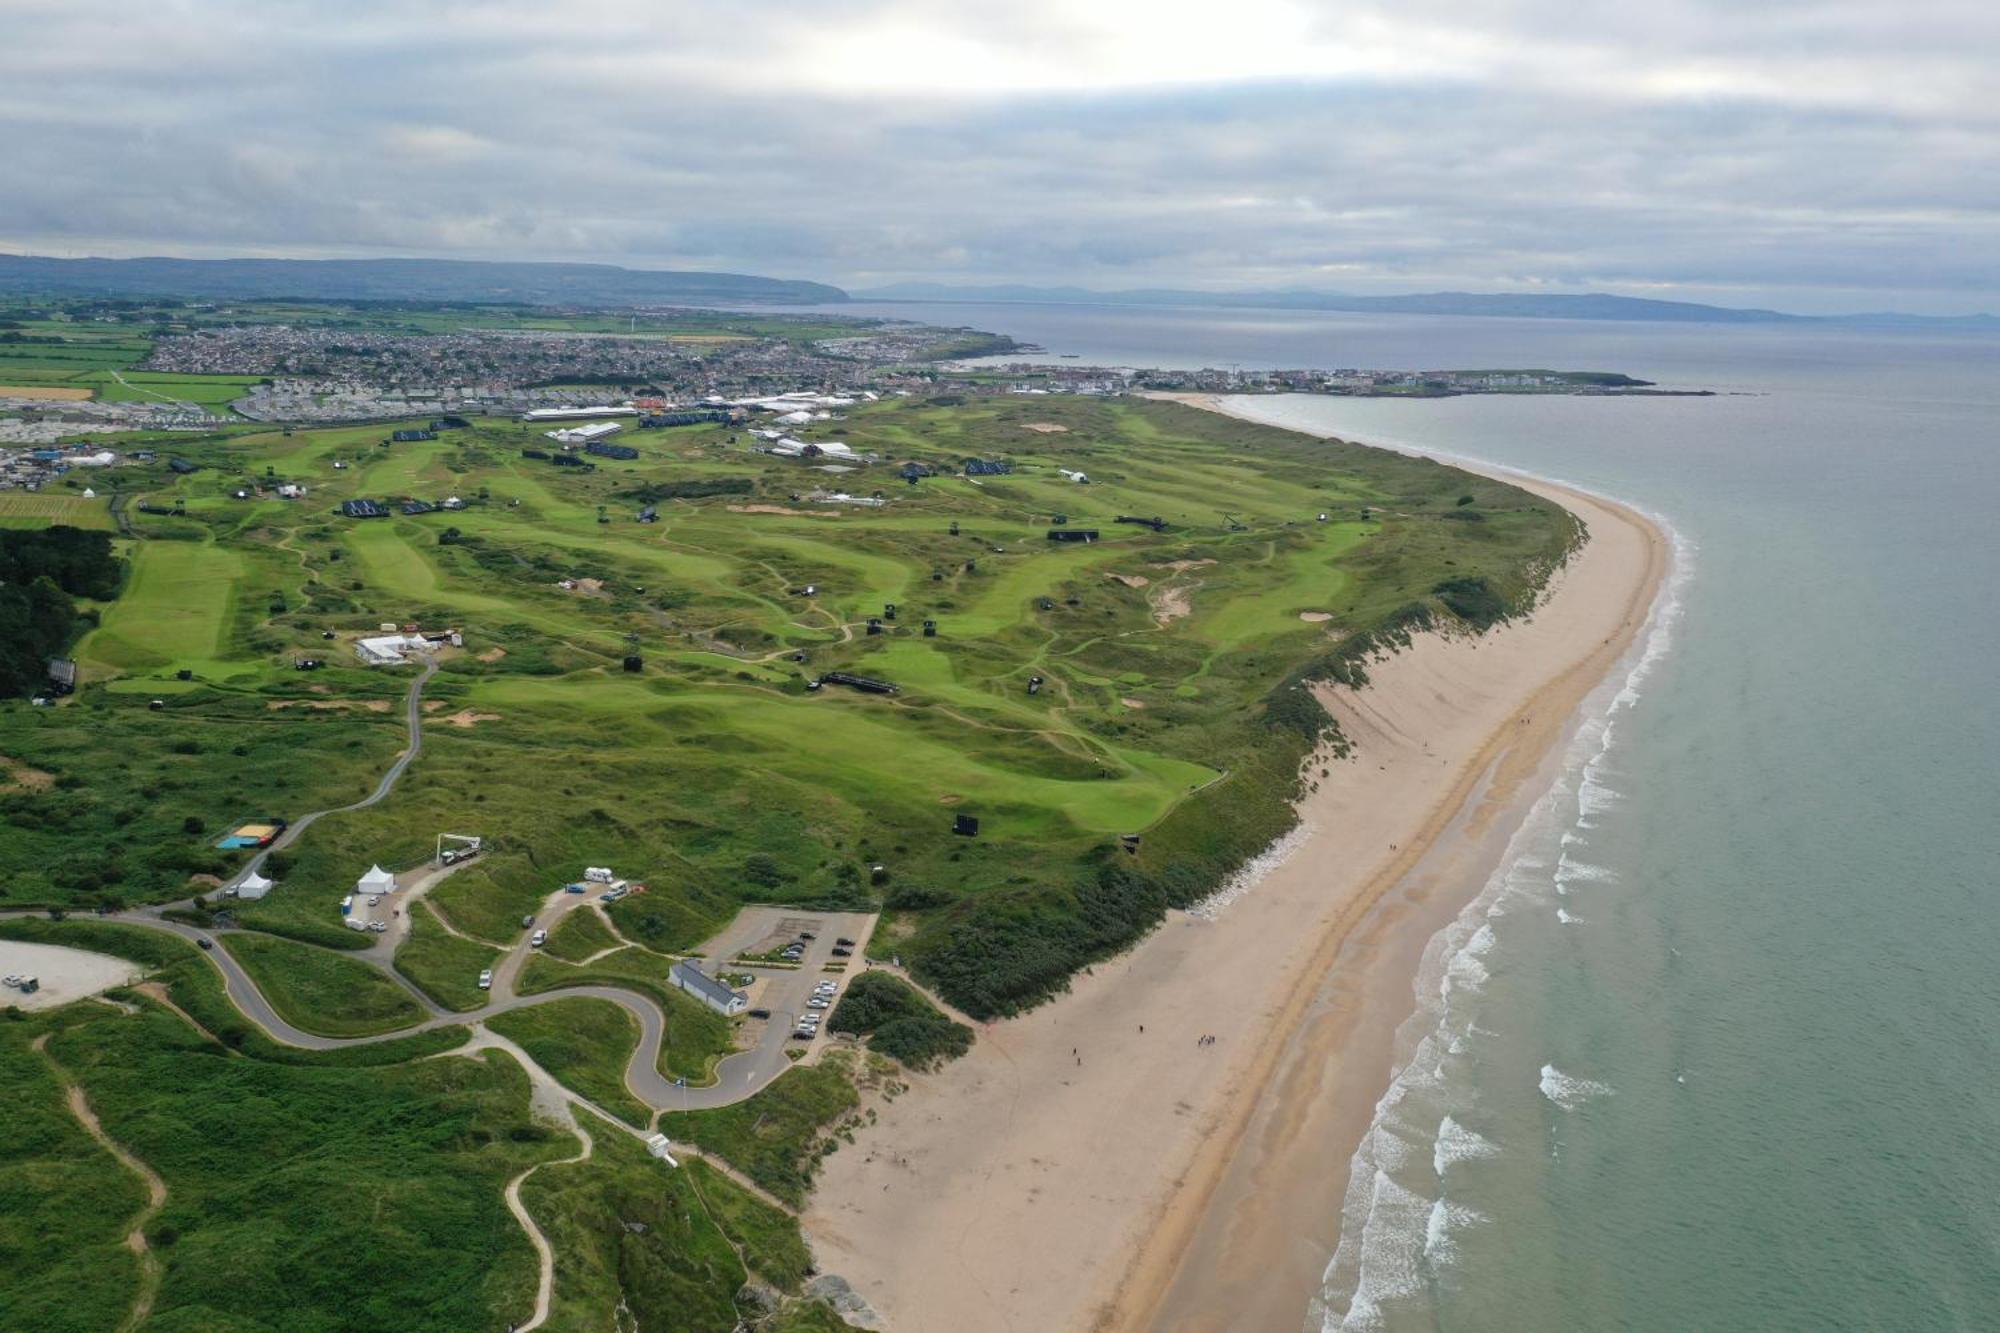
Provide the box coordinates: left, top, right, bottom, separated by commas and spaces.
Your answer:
0, 384, 93, 400
1299, 611, 1333, 623
729, 504, 842, 518
1156, 558, 1217, 573
1107, 572, 1150, 589
268, 699, 392, 713
0, 755, 55, 792
478, 646, 507, 662
441, 710, 501, 728
1152, 584, 1195, 624
1022, 422, 1070, 434
186, 873, 224, 888
938, 794, 964, 805
1121, 697, 1147, 709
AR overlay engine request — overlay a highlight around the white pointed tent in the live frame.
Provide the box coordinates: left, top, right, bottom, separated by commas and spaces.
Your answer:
356, 864, 397, 895
236, 870, 274, 900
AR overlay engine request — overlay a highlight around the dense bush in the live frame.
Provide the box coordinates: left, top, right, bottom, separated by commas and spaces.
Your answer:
827, 974, 972, 1068
1432, 575, 1509, 628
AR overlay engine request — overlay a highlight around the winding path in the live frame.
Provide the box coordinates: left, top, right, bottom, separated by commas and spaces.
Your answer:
220, 659, 438, 892
34, 1034, 168, 1333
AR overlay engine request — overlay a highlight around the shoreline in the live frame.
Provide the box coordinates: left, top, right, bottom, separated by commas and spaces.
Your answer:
802, 395, 1670, 1333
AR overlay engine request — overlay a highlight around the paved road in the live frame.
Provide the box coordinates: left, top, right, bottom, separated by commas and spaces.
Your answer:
223, 660, 437, 891
11, 655, 892, 1114
32, 903, 879, 1112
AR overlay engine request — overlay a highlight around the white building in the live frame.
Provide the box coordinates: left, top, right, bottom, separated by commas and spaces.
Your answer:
669, 961, 748, 1015
355, 634, 434, 665
544, 421, 624, 446
522, 406, 637, 421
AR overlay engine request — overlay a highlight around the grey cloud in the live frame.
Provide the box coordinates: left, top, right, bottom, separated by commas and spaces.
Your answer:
2, 0, 1995, 312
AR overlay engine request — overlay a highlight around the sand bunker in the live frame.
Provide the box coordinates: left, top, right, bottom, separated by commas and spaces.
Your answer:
441, 710, 501, 728
1107, 572, 1150, 589
1152, 584, 1195, 623
1121, 697, 1147, 709
729, 504, 841, 518
1156, 558, 1218, 573
268, 699, 392, 713
478, 647, 507, 662
0, 941, 143, 1011
1022, 422, 1070, 434
1299, 611, 1333, 623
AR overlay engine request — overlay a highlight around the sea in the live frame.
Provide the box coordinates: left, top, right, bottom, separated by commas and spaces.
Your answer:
795, 299, 2000, 1330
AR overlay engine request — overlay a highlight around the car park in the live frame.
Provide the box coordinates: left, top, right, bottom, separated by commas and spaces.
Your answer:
478, 969, 493, 990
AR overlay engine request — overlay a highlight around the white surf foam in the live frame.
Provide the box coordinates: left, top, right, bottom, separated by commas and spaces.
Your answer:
1538, 1063, 1615, 1111
1312, 499, 1691, 1331
1433, 1115, 1502, 1175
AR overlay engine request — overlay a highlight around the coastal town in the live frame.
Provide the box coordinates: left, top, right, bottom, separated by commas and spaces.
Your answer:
0, 295, 1697, 490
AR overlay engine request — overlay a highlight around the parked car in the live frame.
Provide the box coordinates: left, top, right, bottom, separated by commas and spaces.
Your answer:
370, 920, 388, 933
748, 1007, 771, 1020
564, 882, 586, 894
831, 947, 852, 957
530, 929, 547, 948
522, 915, 535, 929
808, 997, 830, 1009
799, 932, 816, 941
478, 970, 493, 990
368, 895, 382, 907
835, 936, 855, 947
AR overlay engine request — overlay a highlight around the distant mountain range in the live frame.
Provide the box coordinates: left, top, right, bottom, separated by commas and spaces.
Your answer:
0, 254, 847, 306
856, 283, 2000, 329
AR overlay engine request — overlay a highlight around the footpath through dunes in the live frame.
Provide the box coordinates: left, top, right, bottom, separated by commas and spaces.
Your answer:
802, 449, 1669, 1333
32, 1033, 169, 1333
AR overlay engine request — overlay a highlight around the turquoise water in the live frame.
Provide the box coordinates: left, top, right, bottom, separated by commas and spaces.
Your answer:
855, 303, 2000, 1329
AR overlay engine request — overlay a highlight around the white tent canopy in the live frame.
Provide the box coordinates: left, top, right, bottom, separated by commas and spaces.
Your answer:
236, 871, 274, 900
356, 864, 396, 894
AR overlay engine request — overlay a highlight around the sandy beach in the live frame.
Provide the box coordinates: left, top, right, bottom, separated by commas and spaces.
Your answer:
804, 397, 1669, 1333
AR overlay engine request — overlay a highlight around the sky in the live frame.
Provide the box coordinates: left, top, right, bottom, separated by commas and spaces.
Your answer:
4, 0, 1997, 313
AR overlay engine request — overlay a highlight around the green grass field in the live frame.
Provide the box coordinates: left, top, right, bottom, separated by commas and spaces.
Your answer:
0, 388, 1581, 1329
0, 491, 116, 529
486, 997, 651, 1127
5, 394, 1576, 1019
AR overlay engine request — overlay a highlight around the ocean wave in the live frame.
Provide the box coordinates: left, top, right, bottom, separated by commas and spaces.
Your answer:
1433, 1115, 1501, 1175
1539, 1063, 1615, 1111
1312, 509, 1690, 1329
1556, 906, 1579, 924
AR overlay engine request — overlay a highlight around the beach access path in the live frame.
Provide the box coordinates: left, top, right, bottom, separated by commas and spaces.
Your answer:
801, 401, 1669, 1333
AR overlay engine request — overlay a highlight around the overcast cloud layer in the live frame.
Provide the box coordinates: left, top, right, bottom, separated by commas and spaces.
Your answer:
5, 0, 1997, 312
